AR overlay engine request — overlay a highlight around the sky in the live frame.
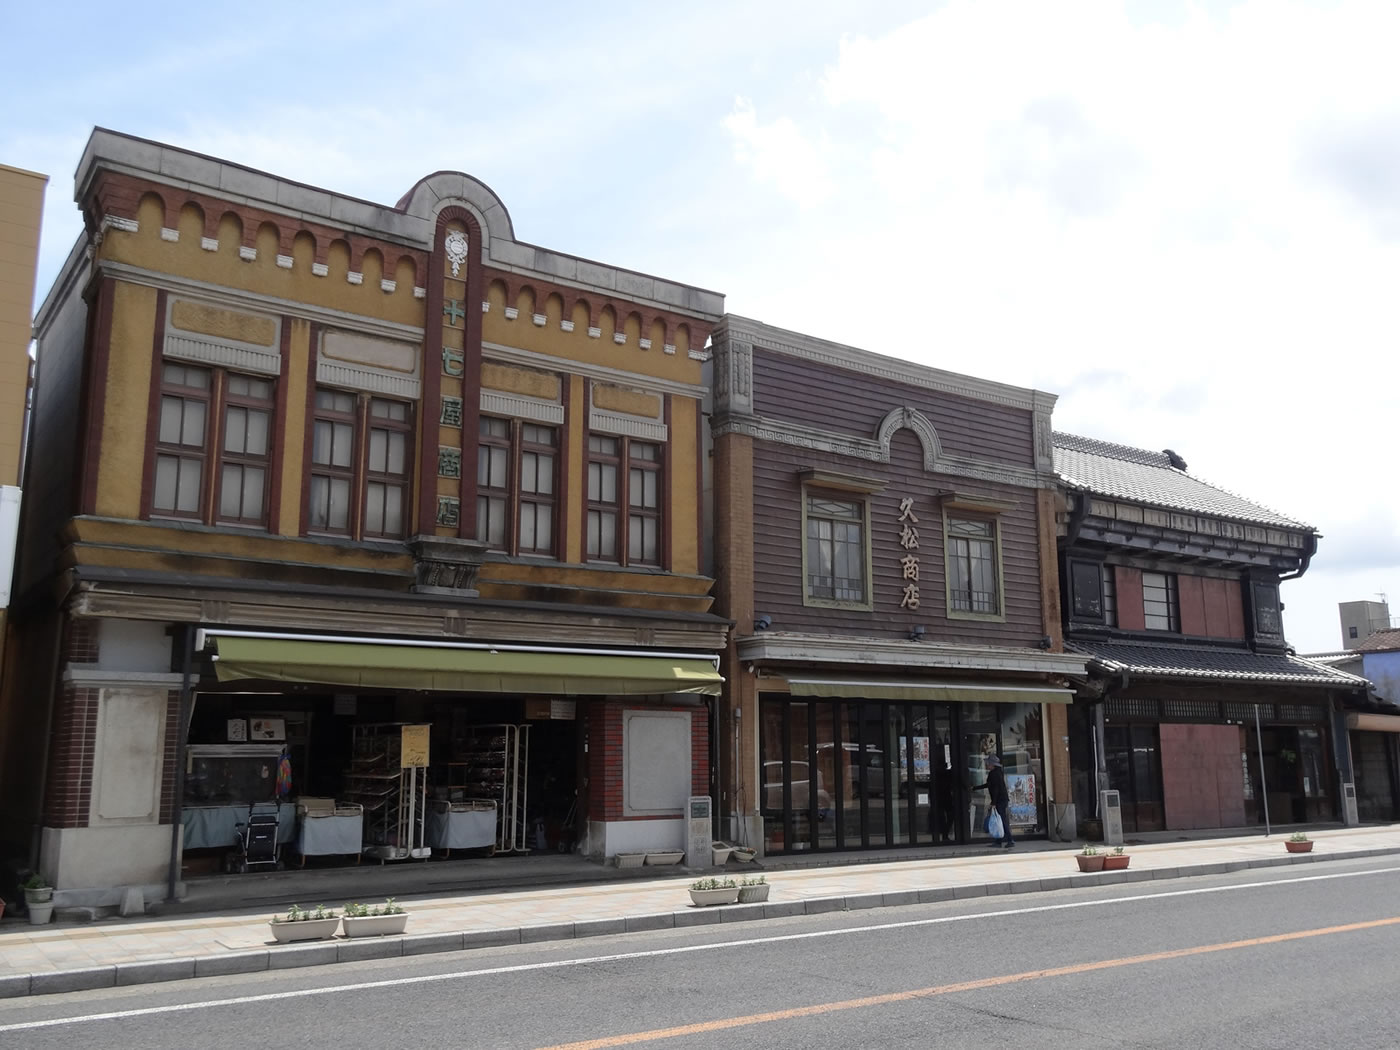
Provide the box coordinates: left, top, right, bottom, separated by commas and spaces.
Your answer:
5, 0, 1398, 653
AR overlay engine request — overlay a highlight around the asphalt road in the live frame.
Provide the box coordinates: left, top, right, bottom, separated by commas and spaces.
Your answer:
3, 857, 1399, 1049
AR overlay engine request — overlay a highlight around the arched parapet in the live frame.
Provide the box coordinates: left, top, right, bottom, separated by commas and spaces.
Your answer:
876, 406, 942, 470
397, 171, 515, 254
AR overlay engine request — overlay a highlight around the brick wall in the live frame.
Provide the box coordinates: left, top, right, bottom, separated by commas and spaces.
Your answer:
42, 684, 99, 828
61, 618, 100, 664
587, 700, 709, 823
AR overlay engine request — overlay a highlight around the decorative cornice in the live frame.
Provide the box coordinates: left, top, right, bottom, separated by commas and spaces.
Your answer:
160, 227, 180, 242
480, 390, 564, 425
876, 405, 941, 470
347, 271, 363, 285
200, 237, 219, 252
317, 358, 421, 401
714, 415, 1052, 490
381, 279, 396, 293
100, 215, 139, 236
275, 254, 293, 268
166, 333, 281, 377
311, 262, 329, 277
413, 286, 426, 299
95, 260, 426, 344
716, 314, 1053, 413
238, 246, 257, 262
736, 632, 1088, 675
589, 408, 668, 443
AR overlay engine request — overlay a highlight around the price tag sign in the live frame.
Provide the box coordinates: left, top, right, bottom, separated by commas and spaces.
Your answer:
400, 724, 430, 768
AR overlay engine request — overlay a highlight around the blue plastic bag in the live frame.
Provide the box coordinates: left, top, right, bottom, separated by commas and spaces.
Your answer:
986, 809, 1004, 839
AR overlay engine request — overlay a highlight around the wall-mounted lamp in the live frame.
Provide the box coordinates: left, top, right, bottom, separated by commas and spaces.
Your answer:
1037, 635, 1053, 650
755, 614, 773, 631
908, 624, 926, 641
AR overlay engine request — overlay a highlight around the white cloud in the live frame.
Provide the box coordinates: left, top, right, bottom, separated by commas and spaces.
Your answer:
723, 97, 835, 209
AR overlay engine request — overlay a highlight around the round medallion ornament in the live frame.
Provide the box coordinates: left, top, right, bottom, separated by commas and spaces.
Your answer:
444, 230, 469, 277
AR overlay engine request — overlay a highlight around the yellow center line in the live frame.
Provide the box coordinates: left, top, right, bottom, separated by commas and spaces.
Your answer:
537, 916, 1400, 1050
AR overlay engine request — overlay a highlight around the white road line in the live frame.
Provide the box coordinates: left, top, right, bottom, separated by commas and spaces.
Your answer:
3, 863, 1397, 1034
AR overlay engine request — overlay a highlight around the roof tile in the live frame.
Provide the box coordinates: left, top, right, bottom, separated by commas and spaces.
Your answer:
1068, 638, 1367, 687
1053, 432, 1310, 530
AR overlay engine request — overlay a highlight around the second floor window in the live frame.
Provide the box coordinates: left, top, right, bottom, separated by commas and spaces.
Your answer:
587, 434, 664, 566
309, 388, 411, 539
947, 517, 1000, 615
152, 362, 272, 527
806, 495, 867, 604
476, 417, 557, 556
1142, 571, 1179, 631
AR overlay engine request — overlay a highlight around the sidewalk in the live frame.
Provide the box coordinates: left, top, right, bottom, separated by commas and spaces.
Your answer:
3, 824, 1398, 999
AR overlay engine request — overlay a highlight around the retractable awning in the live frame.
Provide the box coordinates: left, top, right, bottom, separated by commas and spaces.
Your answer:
783, 677, 1073, 704
210, 635, 723, 696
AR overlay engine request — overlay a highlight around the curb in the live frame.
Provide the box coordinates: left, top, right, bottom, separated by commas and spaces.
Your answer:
3, 844, 1396, 1000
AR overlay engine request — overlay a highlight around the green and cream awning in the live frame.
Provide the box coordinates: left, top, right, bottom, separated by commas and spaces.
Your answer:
208, 634, 722, 696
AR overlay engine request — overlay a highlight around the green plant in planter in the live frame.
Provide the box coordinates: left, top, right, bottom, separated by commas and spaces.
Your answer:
271, 903, 338, 924
1112, 846, 1125, 855
22, 875, 50, 891
344, 898, 406, 918
739, 875, 766, 887
1080, 845, 1100, 856
1289, 832, 1310, 843
689, 877, 737, 891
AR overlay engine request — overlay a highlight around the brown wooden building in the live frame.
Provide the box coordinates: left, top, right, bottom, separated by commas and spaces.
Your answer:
709, 316, 1086, 856
1054, 433, 1370, 834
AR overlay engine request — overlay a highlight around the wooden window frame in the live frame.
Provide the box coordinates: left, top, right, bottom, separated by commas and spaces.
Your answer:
362, 397, 413, 540
308, 386, 414, 540
476, 416, 558, 558
943, 510, 1007, 622
150, 362, 275, 529
801, 487, 873, 611
627, 440, 662, 567
586, 432, 665, 568
1142, 570, 1180, 632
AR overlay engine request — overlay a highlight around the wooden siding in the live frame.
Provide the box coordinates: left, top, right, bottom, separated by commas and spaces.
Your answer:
750, 346, 1035, 468
751, 429, 1045, 646
1115, 567, 1145, 631
1189, 575, 1246, 640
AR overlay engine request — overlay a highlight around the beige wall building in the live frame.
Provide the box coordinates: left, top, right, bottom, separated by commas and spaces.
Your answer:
0, 163, 46, 489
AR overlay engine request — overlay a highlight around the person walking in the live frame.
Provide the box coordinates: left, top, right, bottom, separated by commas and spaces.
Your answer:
972, 753, 1014, 849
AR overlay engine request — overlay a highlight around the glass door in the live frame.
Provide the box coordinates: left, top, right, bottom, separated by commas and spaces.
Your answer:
965, 729, 1000, 842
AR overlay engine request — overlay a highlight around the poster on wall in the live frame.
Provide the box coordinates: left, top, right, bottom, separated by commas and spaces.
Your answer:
897, 736, 931, 777
1006, 774, 1037, 827
249, 717, 285, 741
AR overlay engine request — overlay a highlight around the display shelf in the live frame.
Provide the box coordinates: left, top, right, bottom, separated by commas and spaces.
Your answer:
449, 723, 529, 853
343, 723, 431, 862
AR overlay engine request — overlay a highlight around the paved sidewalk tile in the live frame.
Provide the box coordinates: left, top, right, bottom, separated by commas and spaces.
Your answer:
3, 825, 1397, 997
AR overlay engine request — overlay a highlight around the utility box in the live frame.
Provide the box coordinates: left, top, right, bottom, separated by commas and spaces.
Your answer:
685, 796, 712, 868
1342, 782, 1359, 826
1100, 789, 1123, 846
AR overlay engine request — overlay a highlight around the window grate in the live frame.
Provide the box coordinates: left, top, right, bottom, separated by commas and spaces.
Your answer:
1106, 698, 1160, 719
1277, 704, 1324, 723
1161, 699, 1221, 722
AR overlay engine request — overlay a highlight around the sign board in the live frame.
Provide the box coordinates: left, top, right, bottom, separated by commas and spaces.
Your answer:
400, 724, 430, 768
226, 719, 247, 742
249, 717, 285, 741
525, 699, 577, 721
1007, 774, 1038, 828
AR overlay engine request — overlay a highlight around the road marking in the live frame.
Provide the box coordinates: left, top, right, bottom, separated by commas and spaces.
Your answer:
1, 862, 1396, 1034
536, 915, 1400, 1049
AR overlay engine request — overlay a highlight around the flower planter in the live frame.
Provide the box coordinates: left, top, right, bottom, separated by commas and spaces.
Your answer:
269, 916, 340, 943
1102, 854, 1131, 870
1076, 854, 1106, 873
1285, 840, 1314, 854
729, 847, 756, 863
712, 845, 733, 865
27, 901, 54, 926
342, 913, 409, 938
614, 852, 647, 869
24, 887, 53, 905
688, 886, 739, 907
736, 884, 770, 904
645, 850, 685, 866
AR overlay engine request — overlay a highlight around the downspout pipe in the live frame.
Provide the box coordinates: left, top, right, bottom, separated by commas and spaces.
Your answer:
1280, 533, 1317, 583
167, 624, 195, 903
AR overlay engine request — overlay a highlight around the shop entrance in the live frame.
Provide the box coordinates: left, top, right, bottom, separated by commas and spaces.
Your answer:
759, 696, 1047, 854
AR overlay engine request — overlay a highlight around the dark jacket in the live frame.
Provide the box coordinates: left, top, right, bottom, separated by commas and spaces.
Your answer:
979, 766, 1008, 808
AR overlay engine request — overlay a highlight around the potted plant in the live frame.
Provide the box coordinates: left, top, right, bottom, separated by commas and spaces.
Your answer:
645, 849, 685, 865
1102, 846, 1131, 870
1285, 832, 1313, 854
614, 851, 647, 869
730, 846, 756, 863
712, 841, 733, 865
23, 875, 54, 926
1075, 845, 1105, 873
688, 877, 739, 907
269, 903, 340, 943
737, 875, 769, 903
342, 898, 409, 937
